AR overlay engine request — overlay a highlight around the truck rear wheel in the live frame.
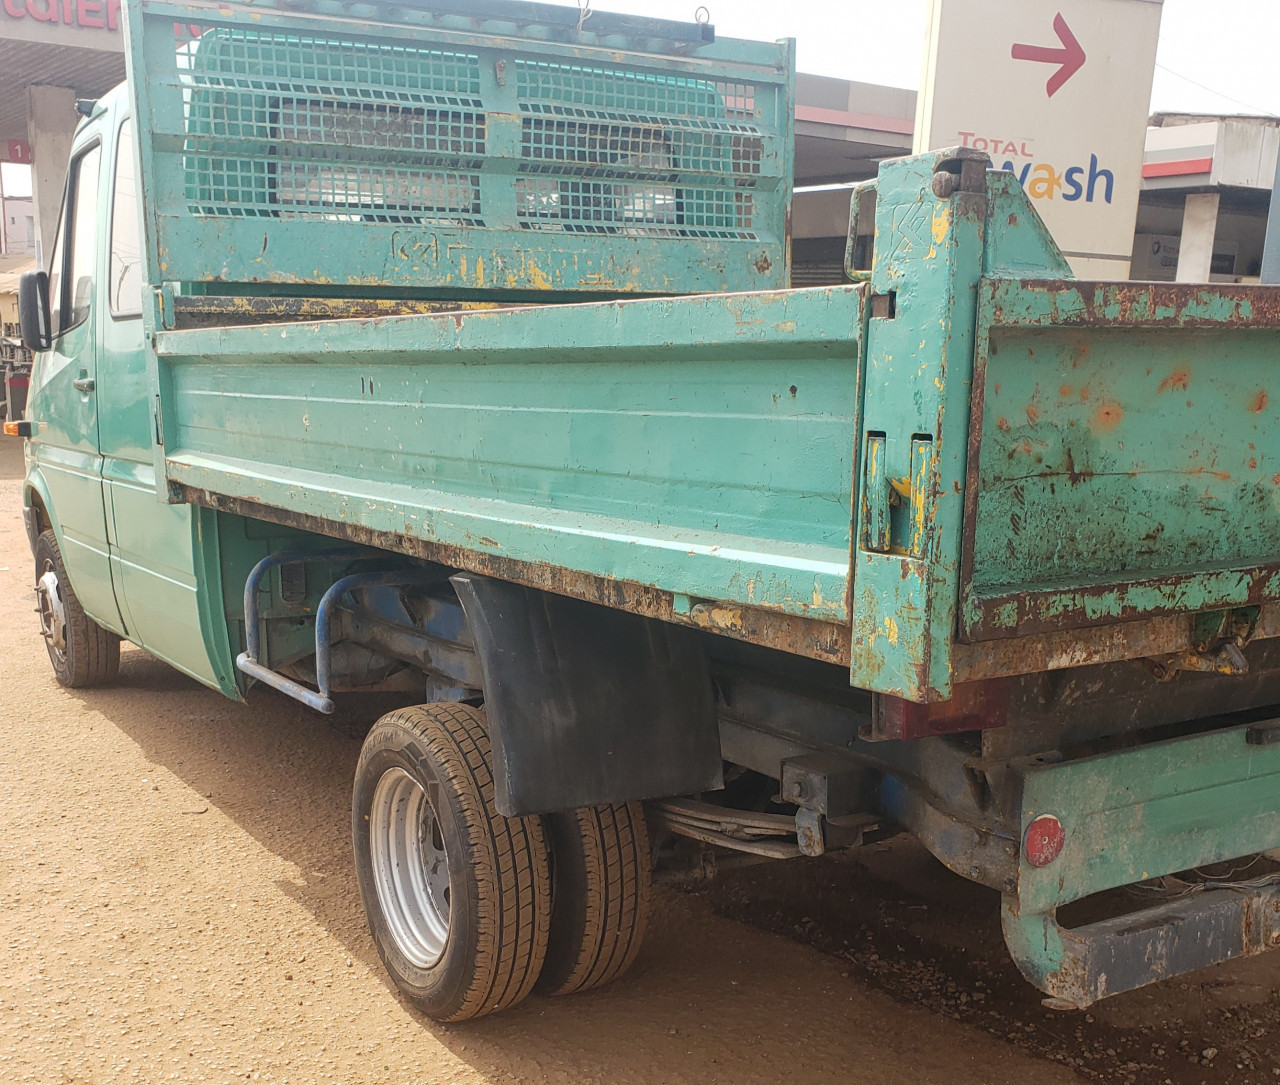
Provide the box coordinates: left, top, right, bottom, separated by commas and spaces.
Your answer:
33, 529, 120, 688
537, 801, 651, 995
352, 703, 552, 1021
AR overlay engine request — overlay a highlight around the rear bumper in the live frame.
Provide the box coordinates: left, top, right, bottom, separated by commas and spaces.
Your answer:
1003, 717, 1280, 1006
1004, 883, 1280, 1008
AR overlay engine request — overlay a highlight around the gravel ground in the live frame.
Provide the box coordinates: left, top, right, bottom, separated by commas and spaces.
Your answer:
2, 435, 1279, 1084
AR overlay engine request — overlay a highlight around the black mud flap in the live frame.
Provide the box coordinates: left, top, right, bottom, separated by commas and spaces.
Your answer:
451, 574, 723, 816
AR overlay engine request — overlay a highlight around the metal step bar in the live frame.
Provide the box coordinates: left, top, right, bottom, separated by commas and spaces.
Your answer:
235, 549, 435, 713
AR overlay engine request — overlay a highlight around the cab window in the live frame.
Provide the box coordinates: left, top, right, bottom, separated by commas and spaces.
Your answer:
48, 142, 102, 338
109, 119, 143, 319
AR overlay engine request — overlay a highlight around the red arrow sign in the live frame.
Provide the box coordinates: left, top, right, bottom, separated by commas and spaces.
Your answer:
1011, 13, 1086, 97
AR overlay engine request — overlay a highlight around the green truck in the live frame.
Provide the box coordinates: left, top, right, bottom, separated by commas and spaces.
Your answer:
10, 0, 1280, 1020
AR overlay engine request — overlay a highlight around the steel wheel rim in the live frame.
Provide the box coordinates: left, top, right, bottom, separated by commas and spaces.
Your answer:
36, 561, 67, 662
369, 767, 451, 968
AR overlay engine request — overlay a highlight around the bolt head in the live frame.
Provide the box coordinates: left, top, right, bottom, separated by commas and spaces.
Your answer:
931, 170, 958, 199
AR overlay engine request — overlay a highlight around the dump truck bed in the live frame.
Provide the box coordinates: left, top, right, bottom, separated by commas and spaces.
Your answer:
126, 1, 1280, 702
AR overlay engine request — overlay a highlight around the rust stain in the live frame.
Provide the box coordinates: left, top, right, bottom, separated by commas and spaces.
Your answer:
1079, 385, 1090, 403
1272, 473, 1280, 485
997, 416, 1011, 432
1007, 213, 1019, 226
1251, 458, 1259, 470
1064, 447, 1092, 484
175, 488, 853, 666
1157, 367, 1190, 393
1252, 390, 1269, 413
1058, 384, 1073, 398
1090, 402, 1124, 433
1025, 404, 1039, 424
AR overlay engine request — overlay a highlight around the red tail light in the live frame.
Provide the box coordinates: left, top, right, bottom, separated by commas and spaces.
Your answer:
1024, 814, 1065, 868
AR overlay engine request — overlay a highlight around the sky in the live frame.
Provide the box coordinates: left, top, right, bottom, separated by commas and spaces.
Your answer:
591, 0, 1280, 116
1, 163, 32, 199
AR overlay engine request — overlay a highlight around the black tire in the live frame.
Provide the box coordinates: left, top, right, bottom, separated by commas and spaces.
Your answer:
352, 703, 552, 1021
537, 801, 651, 996
33, 529, 120, 688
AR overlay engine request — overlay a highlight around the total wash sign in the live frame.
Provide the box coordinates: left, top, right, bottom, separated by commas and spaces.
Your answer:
957, 132, 1116, 204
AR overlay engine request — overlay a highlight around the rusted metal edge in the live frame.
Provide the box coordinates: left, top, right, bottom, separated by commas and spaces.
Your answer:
178, 487, 1278, 691
175, 486, 853, 668
170, 295, 503, 329
985, 278, 1280, 329
965, 563, 1280, 641
951, 603, 1280, 682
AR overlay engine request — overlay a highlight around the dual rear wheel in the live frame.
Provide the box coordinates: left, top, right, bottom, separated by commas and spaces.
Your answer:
352, 703, 651, 1021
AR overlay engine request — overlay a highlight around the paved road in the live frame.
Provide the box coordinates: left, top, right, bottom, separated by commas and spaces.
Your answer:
2, 435, 1277, 1084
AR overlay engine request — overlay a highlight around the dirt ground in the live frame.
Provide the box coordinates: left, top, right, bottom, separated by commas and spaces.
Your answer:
3, 436, 1280, 1085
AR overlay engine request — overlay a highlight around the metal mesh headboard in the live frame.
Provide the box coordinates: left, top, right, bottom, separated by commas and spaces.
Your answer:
124, 0, 794, 299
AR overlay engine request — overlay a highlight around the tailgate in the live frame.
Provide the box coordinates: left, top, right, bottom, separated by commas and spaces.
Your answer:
850, 148, 1280, 702
962, 280, 1280, 641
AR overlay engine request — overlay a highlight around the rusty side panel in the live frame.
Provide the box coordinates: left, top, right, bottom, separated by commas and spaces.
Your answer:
183, 488, 1280, 686
180, 486, 854, 667
960, 277, 1280, 642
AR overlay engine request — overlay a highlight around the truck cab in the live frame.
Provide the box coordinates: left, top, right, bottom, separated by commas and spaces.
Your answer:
18, 86, 230, 693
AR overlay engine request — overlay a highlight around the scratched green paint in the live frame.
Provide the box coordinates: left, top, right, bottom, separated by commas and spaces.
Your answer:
964, 280, 1280, 637
847, 149, 989, 701
155, 287, 863, 622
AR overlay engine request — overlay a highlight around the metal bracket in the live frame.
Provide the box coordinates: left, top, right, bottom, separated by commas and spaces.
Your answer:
1147, 606, 1260, 680
843, 179, 876, 284
780, 753, 871, 817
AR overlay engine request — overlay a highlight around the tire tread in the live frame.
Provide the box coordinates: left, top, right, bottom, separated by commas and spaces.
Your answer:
540, 800, 650, 996
35, 530, 120, 688
371, 703, 551, 1021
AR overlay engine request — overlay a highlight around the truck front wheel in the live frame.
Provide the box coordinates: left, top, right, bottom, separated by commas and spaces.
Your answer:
33, 530, 120, 688
352, 703, 552, 1021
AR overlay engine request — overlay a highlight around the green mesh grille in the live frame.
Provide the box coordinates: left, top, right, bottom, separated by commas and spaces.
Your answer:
514, 59, 765, 238
183, 30, 487, 224
134, 1, 792, 293
178, 28, 770, 237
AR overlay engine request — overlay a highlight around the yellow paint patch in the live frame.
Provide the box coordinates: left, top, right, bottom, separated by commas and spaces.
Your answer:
525, 262, 553, 291
931, 206, 952, 246
690, 606, 745, 634
883, 616, 900, 645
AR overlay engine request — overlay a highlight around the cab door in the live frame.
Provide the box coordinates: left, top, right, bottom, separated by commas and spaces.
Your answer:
98, 114, 222, 688
26, 133, 125, 634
